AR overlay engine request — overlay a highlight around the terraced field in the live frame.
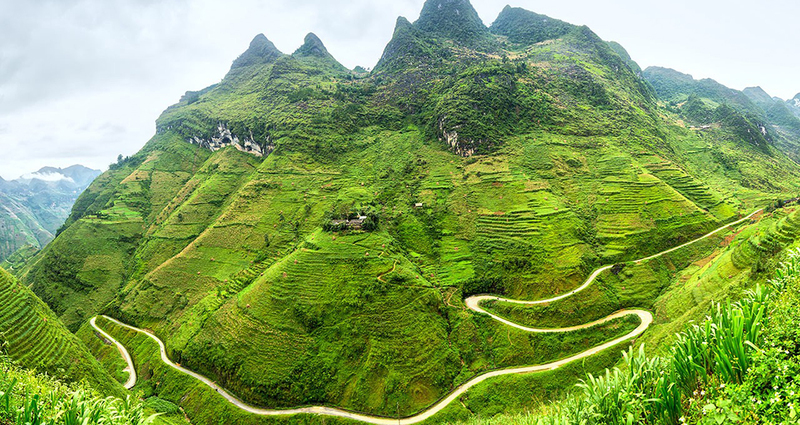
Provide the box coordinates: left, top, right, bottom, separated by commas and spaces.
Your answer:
88, 211, 768, 424
0, 267, 124, 395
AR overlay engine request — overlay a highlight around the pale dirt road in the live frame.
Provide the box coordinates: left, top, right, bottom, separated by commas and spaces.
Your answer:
90, 209, 761, 423
89, 316, 136, 389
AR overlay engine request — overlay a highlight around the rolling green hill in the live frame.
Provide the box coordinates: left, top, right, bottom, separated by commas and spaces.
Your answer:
11, 0, 800, 423
0, 267, 124, 396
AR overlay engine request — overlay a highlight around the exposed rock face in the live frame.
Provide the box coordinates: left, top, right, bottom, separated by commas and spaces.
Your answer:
785, 94, 800, 119
188, 123, 273, 157
438, 117, 477, 157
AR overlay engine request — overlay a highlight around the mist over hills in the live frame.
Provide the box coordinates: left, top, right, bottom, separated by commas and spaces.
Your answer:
0, 164, 100, 263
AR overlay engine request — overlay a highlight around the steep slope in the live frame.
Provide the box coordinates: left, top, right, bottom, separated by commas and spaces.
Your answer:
0, 267, 124, 396
18, 0, 800, 421
606, 41, 642, 75
0, 165, 101, 261
744, 86, 800, 159
230, 33, 283, 69
292, 32, 349, 74
415, 0, 493, 49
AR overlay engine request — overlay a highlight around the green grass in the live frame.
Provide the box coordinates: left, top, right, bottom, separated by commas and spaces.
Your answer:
0, 356, 155, 425
47, 125, 800, 418
454, 243, 800, 425
481, 207, 800, 350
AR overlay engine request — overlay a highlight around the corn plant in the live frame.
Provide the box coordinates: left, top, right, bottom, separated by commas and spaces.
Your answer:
769, 247, 800, 292
0, 356, 158, 425
1, 378, 15, 414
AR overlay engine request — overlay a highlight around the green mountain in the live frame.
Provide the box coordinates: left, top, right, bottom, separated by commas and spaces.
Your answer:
606, 41, 642, 75
643, 67, 800, 162
0, 267, 124, 396
415, 0, 492, 48
0, 165, 101, 263
12, 0, 800, 423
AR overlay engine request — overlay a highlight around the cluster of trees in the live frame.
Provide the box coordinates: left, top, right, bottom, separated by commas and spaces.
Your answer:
109, 154, 143, 171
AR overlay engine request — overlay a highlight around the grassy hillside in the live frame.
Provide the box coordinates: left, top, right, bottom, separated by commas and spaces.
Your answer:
454, 238, 800, 425
0, 267, 124, 396
15, 0, 800, 421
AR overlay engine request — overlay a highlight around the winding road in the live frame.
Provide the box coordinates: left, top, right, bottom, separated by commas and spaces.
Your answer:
90, 316, 136, 389
90, 209, 762, 424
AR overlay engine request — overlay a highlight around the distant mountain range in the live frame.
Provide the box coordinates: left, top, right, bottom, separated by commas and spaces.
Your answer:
0, 165, 101, 263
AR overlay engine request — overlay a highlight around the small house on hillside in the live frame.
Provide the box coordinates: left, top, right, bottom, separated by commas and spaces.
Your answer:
330, 215, 368, 230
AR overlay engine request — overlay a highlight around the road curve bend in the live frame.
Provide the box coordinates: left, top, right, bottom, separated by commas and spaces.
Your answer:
90, 209, 761, 424
89, 316, 137, 389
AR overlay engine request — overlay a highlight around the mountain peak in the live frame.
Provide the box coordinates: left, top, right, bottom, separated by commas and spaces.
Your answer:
290, 32, 348, 74
414, 0, 489, 45
395, 16, 412, 30
790, 93, 800, 111
230, 34, 283, 69
490, 6, 575, 45
293, 32, 329, 58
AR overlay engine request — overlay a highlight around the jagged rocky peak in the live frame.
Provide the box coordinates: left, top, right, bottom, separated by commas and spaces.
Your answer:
293, 32, 330, 58
414, 0, 489, 44
394, 16, 413, 33
373, 16, 425, 73
291, 32, 349, 73
230, 34, 283, 69
490, 5, 575, 45
788, 93, 800, 118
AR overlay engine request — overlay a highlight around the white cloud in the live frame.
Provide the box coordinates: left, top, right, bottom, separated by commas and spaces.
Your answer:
20, 171, 75, 183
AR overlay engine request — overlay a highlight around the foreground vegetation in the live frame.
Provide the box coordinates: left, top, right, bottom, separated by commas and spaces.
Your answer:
0, 356, 155, 425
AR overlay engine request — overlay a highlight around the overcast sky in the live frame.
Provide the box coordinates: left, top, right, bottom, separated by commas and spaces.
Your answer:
1, 0, 798, 180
